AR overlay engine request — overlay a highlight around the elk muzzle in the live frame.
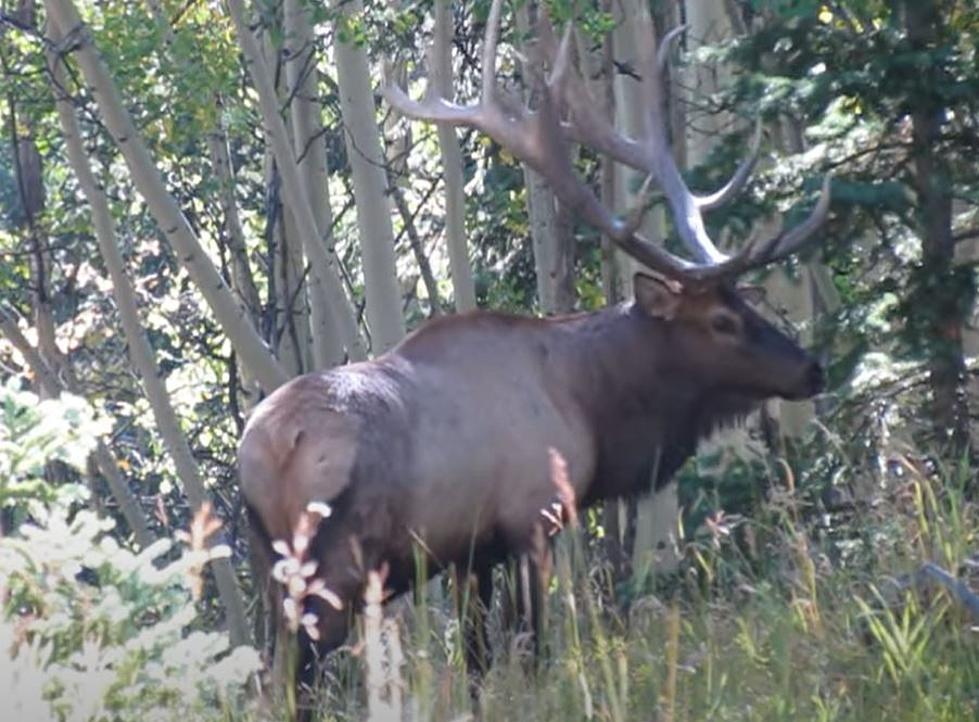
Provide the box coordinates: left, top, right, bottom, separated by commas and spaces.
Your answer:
782, 356, 825, 400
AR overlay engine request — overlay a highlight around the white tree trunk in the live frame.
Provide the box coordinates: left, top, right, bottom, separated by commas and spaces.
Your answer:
331, 0, 405, 352
226, 0, 368, 361
526, 169, 563, 313
206, 132, 262, 325
42, 0, 288, 393
283, 0, 346, 368
48, 42, 252, 646
431, 0, 476, 312
275, 203, 312, 376
426, 0, 472, 311
205, 129, 263, 407
955, 221, 979, 451
761, 113, 839, 439
515, 4, 574, 315
266, 23, 314, 376
577, 11, 625, 303
611, 0, 658, 300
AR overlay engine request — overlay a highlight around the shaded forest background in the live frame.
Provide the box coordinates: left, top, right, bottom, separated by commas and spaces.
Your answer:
2, 0, 979, 720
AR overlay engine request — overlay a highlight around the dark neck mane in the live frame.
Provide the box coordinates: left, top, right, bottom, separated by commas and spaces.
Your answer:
563, 304, 761, 501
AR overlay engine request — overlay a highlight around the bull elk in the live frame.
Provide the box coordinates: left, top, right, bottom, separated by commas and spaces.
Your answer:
239, 0, 832, 708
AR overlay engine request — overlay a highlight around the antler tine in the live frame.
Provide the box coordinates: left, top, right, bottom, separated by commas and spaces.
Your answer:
384, 0, 535, 168
382, 44, 483, 129
697, 119, 764, 211
750, 174, 833, 265
656, 24, 687, 75
653, 23, 763, 216
538, 12, 649, 169
550, 13, 761, 245
633, 9, 728, 265
546, 18, 575, 90
682, 175, 833, 284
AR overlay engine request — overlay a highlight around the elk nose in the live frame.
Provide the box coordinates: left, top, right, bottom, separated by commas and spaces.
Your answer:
806, 361, 825, 395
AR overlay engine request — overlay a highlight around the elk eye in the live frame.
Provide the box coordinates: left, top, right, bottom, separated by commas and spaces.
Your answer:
711, 314, 739, 336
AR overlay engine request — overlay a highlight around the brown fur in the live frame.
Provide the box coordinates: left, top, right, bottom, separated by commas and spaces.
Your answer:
239, 275, 823, 698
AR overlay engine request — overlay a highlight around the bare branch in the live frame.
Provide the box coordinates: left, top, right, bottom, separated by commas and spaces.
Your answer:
917, 562, 979, 621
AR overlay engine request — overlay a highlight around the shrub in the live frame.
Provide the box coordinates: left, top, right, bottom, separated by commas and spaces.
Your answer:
0, 383, 260, 722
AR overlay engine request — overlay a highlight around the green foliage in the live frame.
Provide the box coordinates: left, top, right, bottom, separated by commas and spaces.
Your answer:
1, 517, 260, 722
693, 0, 979, 453
0, 381, 105, 511
0, 384, 259, 722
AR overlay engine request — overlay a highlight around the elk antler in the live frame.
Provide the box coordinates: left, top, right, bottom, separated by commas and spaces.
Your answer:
383, 0, 831, 287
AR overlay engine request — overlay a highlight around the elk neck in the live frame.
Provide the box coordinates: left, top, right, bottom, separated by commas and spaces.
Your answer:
556, 301, 759, 500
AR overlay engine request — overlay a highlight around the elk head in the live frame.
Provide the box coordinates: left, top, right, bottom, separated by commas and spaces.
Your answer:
632, 273, 824, 402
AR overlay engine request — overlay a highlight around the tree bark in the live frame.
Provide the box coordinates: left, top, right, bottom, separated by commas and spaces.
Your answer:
283, 0, 346, 368
206, 130, 263, 328
431, 0, 476, 312
42, 0, 288, 393
575, 3, 626, 305
330, 0, 406, 352
47, 40, 252, 646
609, 0, 655, 301
516, 2, 575, 315
275, 202, 312, 376
226, 0, 368, 361
205, 128, 264, 407
901, 0, 971, 455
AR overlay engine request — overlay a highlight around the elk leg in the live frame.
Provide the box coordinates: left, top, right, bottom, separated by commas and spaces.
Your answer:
244, 505, 276, 666
454, 559, 495, 689
524, 523, 553, 664
506, 523, 553, 669
292, 595, 354, 722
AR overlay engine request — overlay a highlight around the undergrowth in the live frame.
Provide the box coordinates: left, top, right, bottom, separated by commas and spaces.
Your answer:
304, 456, 979, 722
2, 384, 978, 721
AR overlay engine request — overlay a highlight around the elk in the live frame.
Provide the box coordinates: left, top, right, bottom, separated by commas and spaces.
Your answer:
239, 0, 832, 707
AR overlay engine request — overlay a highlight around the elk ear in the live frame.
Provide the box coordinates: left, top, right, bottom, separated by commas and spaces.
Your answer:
633, 273, 682, 320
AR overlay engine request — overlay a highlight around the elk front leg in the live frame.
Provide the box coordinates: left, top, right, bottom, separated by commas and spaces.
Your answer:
502, 523, 553, 668
453, 558, 495, 694
293, 600, 353, 722
523, 524, 553, 664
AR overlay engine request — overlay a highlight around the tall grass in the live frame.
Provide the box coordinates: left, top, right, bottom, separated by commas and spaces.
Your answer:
5, 385, 976, 721
298, 458, 979, 722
